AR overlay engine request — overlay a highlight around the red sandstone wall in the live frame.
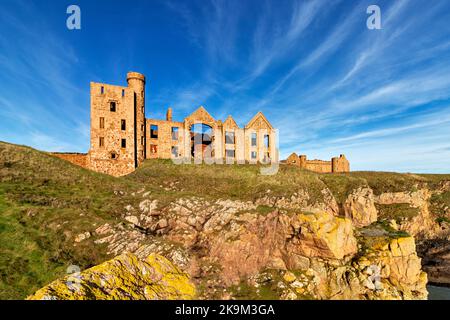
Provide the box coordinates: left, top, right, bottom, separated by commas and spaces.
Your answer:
51, 153, 89, 168
286, 153, 350, 173
305, 160, 333, 173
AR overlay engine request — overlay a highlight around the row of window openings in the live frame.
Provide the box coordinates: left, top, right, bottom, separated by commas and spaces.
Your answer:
100, 87, 144, 98
148, 146, 268, 160
99, 118, 145, 133
148, 127, 269, 147
99, 117, 127, 131
149, 145, 182, 157
224, 150, 270, 160
226, 132, 270, 148
149, 145, 188, 157
150, 125, 179, 140
108, 102, 144, 115
110, 150, 145, 160
98, 137, 145, 149
101, 131, 269, 149
101, 88, 126, 97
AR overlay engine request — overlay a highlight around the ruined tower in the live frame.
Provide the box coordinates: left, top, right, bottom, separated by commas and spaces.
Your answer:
127, 72, 146, 167
87, 72, 146, 176
79, 72, 278, 177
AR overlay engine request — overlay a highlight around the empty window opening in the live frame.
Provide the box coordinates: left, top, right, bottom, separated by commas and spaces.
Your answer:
99, 137, 104, 147
141, 124, 145, 132
121, 119, 126, 131
141, 106, 144, 114
172, 127, 179, 140
110, 101, 116, 112
121, 139, 126, 148
251, 133, 257, 147
101, 86, 104, 94
111, 152, 117, 159
141, 136, 144, 146
99, 117, 105, 129
150, 144, 157, 154
225, 131, 235, 144
171, 146, 179, 158
251, 151, 257, 159
150, 125, 158, 139
264, 134, 270, 148
226, 149, 235, 158
122, 89, 125, 97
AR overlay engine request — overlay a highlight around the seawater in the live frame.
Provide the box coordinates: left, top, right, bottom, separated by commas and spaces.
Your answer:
427, 285, 450, 300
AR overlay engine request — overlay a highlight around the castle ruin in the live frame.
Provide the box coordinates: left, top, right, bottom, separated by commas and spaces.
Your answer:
51, 71, 349, 176
53, 72, 278, 176
286, 153, 350, 173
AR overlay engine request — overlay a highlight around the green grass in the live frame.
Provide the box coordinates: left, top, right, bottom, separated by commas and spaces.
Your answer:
319, 174, 366, 203
375, 203, 421, 223
228, 270, 283, 300
0, 141, 449, 299
0, 142, 136, 299
436, 217, 450, 224
429, 191, 450, 221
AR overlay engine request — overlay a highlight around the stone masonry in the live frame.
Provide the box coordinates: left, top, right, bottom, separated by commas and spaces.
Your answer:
50, 72, 349, 176
52, 72, 279, 177
286, 153, 350, 173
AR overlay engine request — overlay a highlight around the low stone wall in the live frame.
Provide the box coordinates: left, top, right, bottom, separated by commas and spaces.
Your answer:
51, 153, 89, 169
89, 157, 135, 177
286, 152, 350, 173
305, 160, 333, 173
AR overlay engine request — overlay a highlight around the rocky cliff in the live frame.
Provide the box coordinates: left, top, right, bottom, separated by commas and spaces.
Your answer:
1, 142, 448, 300
27, 253, 196, 300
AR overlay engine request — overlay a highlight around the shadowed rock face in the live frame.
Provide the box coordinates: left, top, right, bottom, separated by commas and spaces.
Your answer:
344, 187, 378, 228
418, 238, 450, 286
27, 253, 196, 300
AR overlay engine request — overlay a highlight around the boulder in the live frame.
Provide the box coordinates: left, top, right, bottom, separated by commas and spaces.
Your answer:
27, 253, 196, 300
344, 187, 377, 228
288, 211, 358, 260
74, 232, 91, 243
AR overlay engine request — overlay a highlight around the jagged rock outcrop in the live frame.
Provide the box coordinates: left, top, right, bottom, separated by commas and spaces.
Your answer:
418, 237, 450, 286
286, 212, 357, 261
255, 188, 340, 215
85, 192, 435, 300
344, 187, 378, 227
375, 189, 439, 237
27, 253, 196, 300
240, 233, 427, 300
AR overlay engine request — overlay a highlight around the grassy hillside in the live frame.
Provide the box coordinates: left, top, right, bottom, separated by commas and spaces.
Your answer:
0, 141, 449, 299
0, 142, 136, 299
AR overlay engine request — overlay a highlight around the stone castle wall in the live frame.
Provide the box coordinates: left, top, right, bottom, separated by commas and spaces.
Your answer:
146, 118, 185, 159
60, 72, 279, 177
287, 153, 350, 173
305, 159, 333, 173
51, 153, 89, 168
89, 80, 136, 177
332, 155, 350, 173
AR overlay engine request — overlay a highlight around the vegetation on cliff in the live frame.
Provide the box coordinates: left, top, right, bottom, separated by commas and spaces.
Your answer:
0, 142, 449, 299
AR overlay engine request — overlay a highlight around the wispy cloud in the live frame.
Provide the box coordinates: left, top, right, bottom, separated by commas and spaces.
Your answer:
1, 0, 450, 172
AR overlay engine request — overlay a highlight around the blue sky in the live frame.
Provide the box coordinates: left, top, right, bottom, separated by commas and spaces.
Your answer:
1, 0, 450, 172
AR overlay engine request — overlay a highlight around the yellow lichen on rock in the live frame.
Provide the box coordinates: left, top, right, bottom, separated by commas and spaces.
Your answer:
27, 253, 196, 300
291, 211, 358, 260
352, 235, 428, 300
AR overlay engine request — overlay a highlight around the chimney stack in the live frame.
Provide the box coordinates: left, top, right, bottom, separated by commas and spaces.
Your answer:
166, 107, 173, 121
